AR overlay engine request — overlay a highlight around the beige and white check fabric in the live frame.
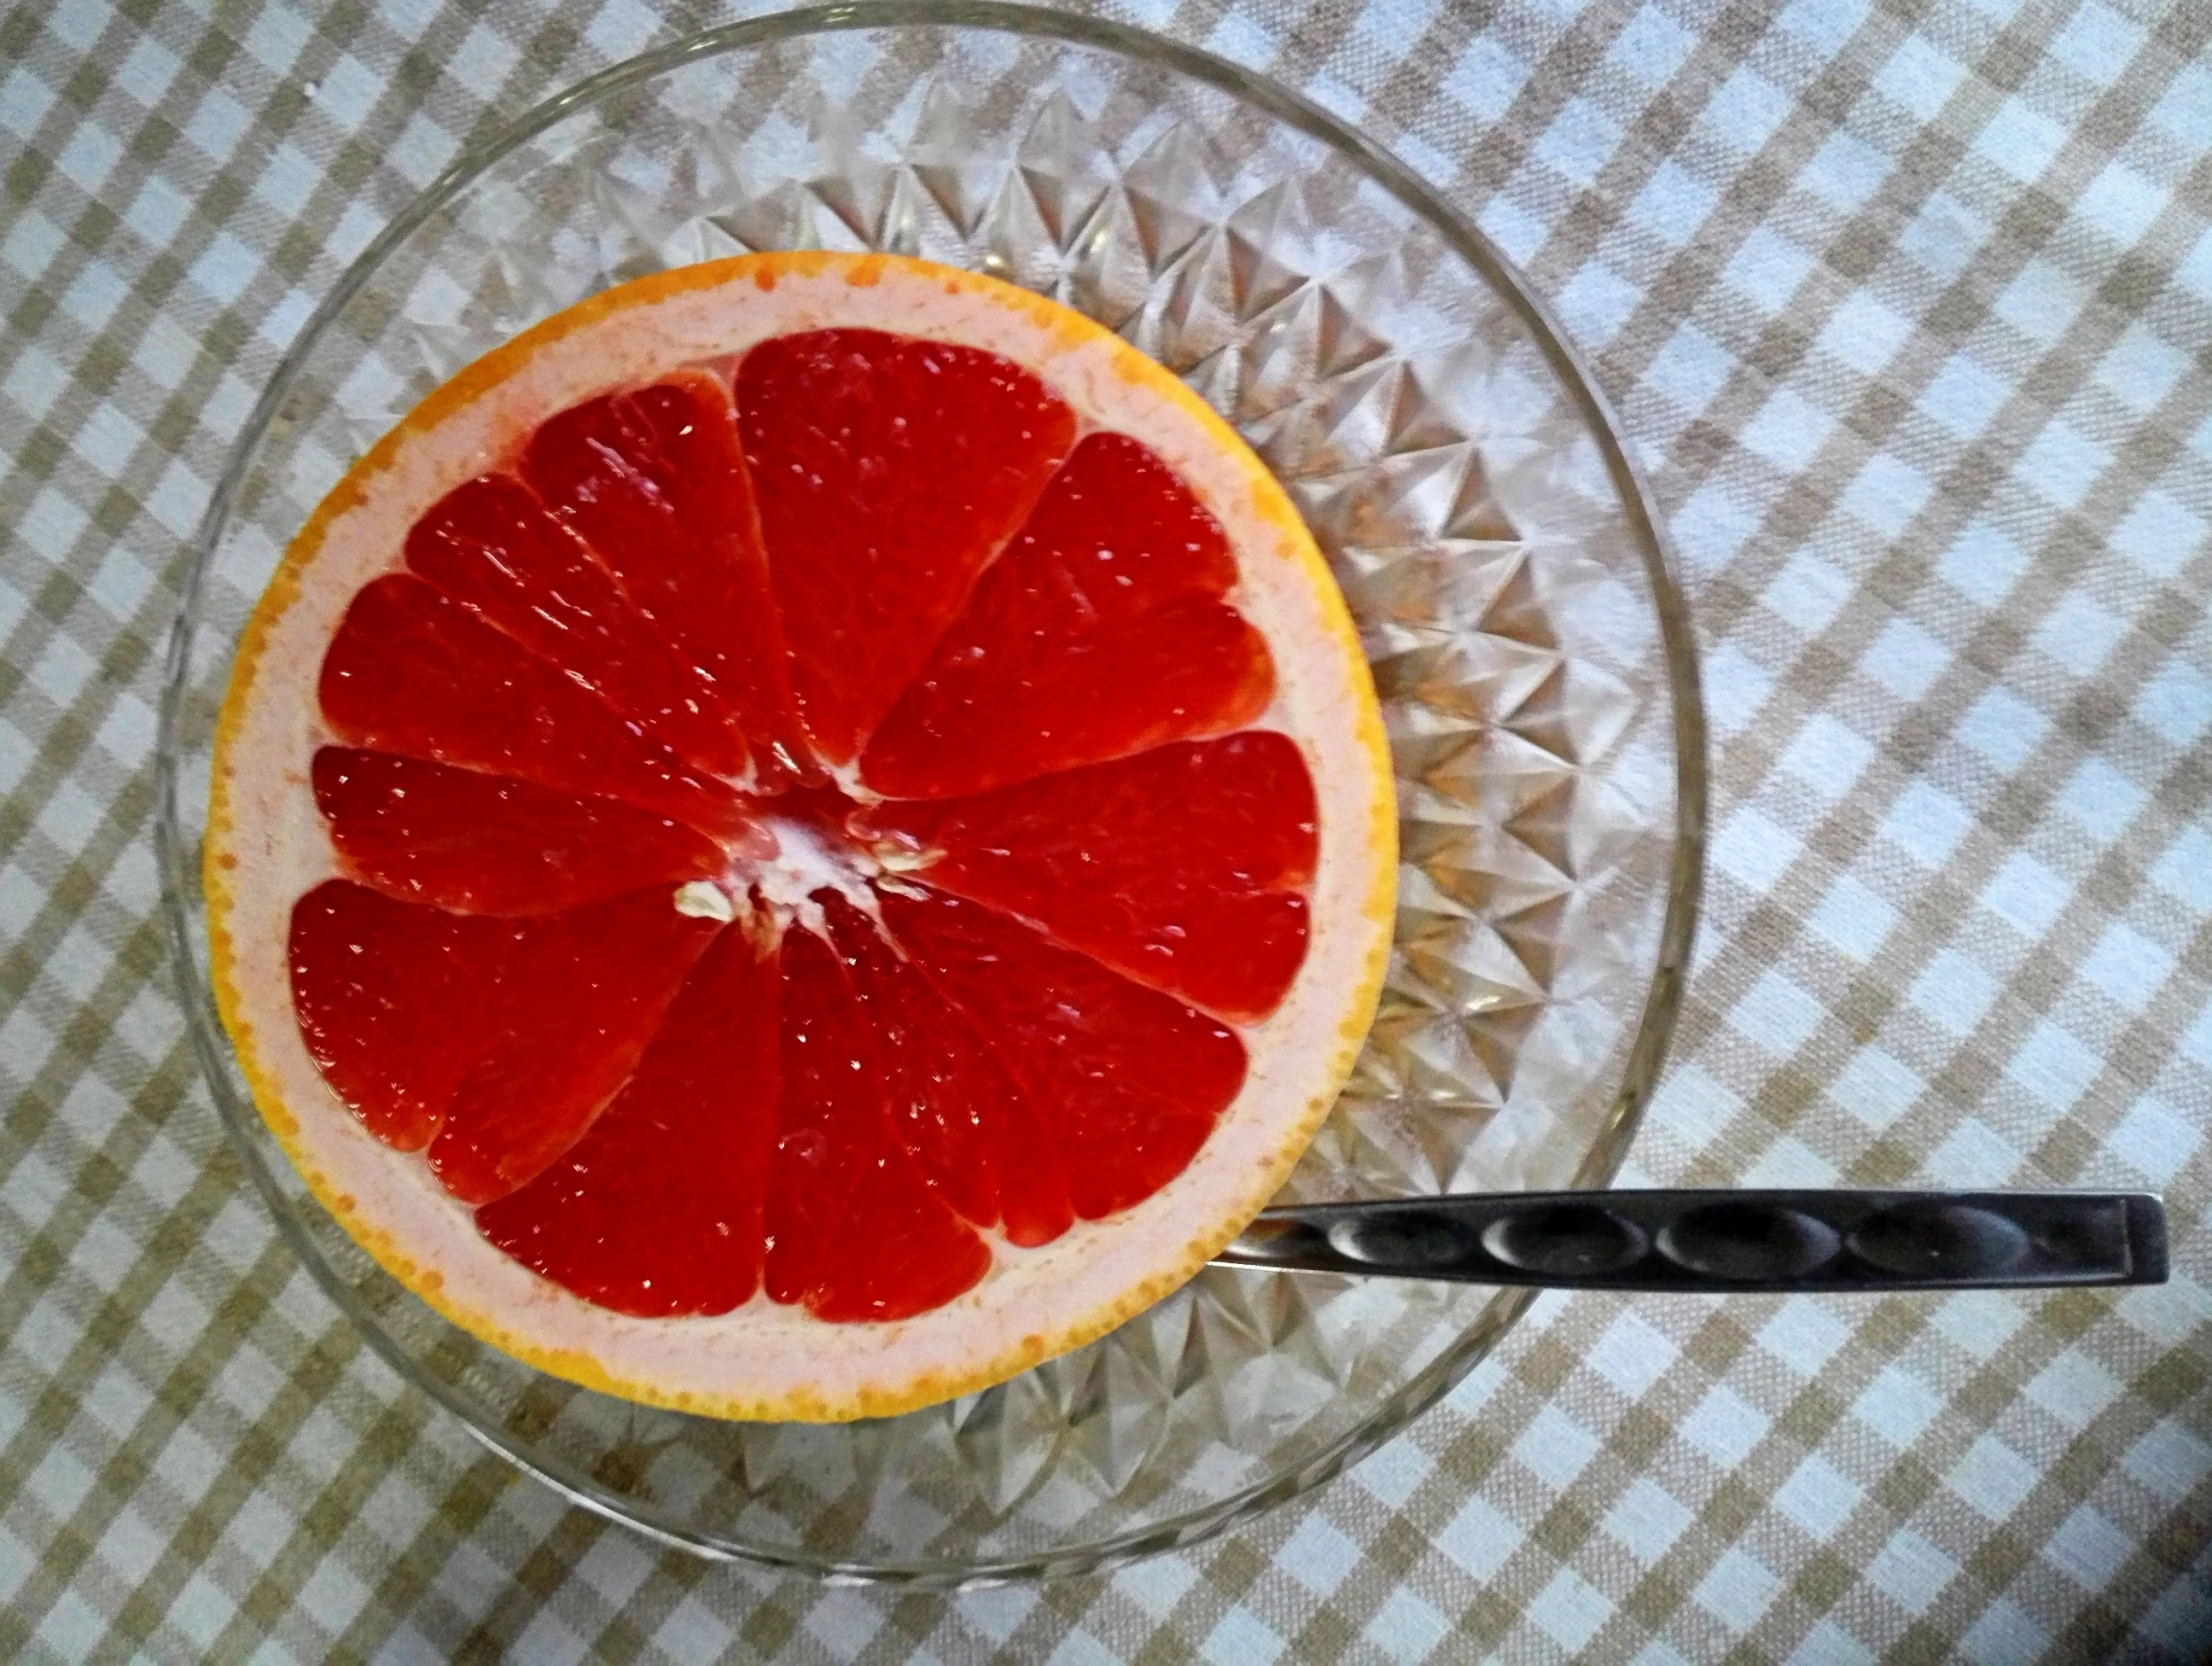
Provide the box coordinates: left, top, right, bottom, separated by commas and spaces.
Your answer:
3, 0, 2207, 1659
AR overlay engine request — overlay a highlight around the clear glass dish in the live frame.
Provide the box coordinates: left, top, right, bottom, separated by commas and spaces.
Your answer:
155, 1, 1705, 1585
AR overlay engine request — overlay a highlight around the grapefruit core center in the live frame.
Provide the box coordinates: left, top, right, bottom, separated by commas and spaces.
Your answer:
669, 789, 888, 933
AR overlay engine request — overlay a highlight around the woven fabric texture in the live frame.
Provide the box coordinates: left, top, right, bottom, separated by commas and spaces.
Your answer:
1, 0, 2207, 1659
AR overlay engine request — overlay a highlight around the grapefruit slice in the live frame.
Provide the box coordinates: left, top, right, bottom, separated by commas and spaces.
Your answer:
208, 252, 1395, 1421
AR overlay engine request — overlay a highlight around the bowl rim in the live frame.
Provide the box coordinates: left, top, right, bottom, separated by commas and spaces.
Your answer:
154, 0, 1707, 1587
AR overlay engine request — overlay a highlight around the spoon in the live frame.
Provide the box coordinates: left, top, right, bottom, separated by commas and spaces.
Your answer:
1216, 1190, 2167, 1292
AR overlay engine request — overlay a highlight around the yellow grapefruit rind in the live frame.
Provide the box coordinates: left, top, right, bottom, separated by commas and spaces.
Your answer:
207, 251, 1396, 1422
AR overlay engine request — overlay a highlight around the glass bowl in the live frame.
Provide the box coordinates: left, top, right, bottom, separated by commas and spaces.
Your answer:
155, 1, 1705, 1585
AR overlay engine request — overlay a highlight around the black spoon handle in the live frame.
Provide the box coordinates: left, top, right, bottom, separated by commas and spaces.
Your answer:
1215, 1190, 2168, 1292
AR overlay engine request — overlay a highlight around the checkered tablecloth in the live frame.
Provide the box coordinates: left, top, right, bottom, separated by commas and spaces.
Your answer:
4, 0, 2208, 1658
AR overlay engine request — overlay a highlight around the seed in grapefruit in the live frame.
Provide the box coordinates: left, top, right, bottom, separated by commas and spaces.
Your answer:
207, 252, 1395, 1421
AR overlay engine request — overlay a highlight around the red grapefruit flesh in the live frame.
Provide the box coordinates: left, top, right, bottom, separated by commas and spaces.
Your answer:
521, 371, 808, 786
764, 924, 997, 1323
861, 432, 1275, 800
860, 730, 1317, 1023
878, 888, 1249, 1221
289, 880, 719, 1197
209, 253, 1395, 1421
404, 473, 751, 779
286, 879, 482, 1153
822, 892, 1075, 1248
314, 749, 727, 916
320, 573, 747, 839
737, 329, 1078, 765
477, 926, 782, 1318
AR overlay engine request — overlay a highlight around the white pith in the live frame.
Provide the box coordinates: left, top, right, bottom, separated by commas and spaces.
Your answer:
739, 815, 886, 939
210, 257, 1394, 1420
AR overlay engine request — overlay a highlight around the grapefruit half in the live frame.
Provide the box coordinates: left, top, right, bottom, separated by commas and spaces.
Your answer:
208, 252, 1395, 1421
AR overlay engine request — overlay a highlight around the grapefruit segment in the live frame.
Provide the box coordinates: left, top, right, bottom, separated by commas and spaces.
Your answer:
319, 574, 747, 839
737, 329, 1078, 764
765, 924, 994, 1322
475, 926, 781, 1318
522, 373, 806, 786
879, 887, 1248, 1222
821, 892, 1075, 1247
861, 731, 1317, 1023
861, 433, 1276, 800
403, 473, 752, 778
289, 879, 481, 1152
313, 748, 727, 916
